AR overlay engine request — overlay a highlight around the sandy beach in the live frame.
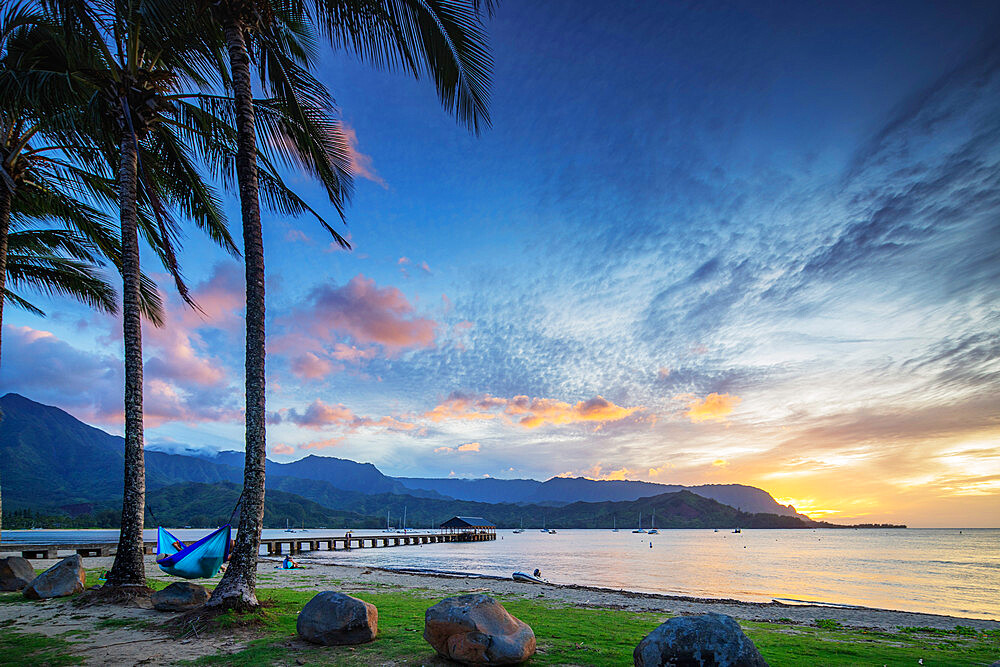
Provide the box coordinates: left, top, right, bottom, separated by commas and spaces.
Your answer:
1, 553, 996, 666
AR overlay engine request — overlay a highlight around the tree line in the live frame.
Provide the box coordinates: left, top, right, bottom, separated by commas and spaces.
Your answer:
0, 0, 494, 611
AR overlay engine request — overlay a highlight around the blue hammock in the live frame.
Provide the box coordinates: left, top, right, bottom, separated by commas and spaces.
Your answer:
156, 525, 232, 579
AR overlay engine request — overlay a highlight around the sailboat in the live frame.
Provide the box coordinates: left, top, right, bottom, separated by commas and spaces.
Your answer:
513, 518, 524, 534
539, 518, 549, 533
284, 518, 295, 533
612, 515, 618, 532
647, 510, 658, 534
401, 506, 408, 534
383, 509, 396, 533
632, 511, 646, 533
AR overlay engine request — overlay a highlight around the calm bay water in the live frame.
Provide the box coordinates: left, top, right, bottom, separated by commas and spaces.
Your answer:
5, 527, 997, 620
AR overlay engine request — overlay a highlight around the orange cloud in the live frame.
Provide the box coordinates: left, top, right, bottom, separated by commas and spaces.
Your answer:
421, 393, 642, 429
269, 443, 295, 456
301, 437, 345, 450
557, 463, 635, 481
676, 392, 742, 423
422, 396, 497, 423
457, 442, 481, 452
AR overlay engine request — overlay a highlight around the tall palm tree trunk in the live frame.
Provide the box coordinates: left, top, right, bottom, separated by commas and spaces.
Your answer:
0, 182, 9, 543
106, 128, 147, 589
209, 20, 266, 610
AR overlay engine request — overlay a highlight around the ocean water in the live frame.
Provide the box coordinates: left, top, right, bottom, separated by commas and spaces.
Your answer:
4, 527, 997, 620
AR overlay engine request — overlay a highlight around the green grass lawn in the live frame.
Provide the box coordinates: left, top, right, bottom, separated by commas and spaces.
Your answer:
1, 570, 998, 666
186, 586, 1000, 666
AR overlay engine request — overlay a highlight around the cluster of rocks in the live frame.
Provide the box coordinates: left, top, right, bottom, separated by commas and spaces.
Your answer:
293, 589, 766, 666
4, 554, 768, 665
1, 554, 85, 599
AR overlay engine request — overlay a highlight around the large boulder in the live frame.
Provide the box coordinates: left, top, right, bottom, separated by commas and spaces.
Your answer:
23, 554, 86, 600
0, 556, 35, 591
152, 582, 210, 611
297, 591, 378, 645
424, 594, 536, 665
634, 613, 768, 667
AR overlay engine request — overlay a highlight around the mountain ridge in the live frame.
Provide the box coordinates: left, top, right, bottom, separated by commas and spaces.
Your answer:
0, 393, 802, 521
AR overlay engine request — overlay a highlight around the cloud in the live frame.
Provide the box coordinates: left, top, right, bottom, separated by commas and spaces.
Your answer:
300, 437, 346, 450
420, 393, 642, 429
290, 353, 337, 380
675, 392, 742, 423
457, 442, 481, 452
557, 463, 635, 481
279, 399, 415, 433
342, 122, 388, 188
287, 275, 436, 354
648, 464, 672, 477
1, 324, 242, 428
269, 443, 295, 456
285, 229, 311, 243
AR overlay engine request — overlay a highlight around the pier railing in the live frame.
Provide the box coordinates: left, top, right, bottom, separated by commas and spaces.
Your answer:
0, 530, 496, 559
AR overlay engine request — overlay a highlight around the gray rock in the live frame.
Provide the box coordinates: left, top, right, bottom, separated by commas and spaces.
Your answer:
23, 555, 86, 600
0, 556, 35, 591
152, 582, 210, 611
297, 591, 377, 645
424, 593, 536, 665
634, 613, 768, 667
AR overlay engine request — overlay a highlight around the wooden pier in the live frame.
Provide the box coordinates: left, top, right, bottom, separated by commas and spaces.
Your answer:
261, 530, 494, 556
0, 530, 495, 559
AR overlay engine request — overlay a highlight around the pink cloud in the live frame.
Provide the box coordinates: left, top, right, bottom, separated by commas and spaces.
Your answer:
291, 275, 437, 353
342, 123, 388, 188
290, 353, 338, 380
285, 229, 312, 243
269, 443, 296, 456
279, 399, 415, 433
1, 324, 242, 428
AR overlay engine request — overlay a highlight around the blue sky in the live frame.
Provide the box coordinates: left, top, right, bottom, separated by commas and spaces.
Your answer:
5, 0, 1000, 526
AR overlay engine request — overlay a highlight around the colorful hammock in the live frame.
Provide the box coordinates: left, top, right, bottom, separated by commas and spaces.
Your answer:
156, 525, 232, 579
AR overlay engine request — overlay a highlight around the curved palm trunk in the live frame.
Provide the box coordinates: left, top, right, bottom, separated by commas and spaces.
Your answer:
0, 182, 10, 543
106, 128, 147, 589
208, 19, 266, 610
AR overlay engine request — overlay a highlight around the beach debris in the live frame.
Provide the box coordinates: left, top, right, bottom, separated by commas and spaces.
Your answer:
152, 582, 210, 611
0, 556, 35, 591
424, 593, 536, 665
297, 591, 378, 645
23, 554, 85, 599
633, 613, 768, 667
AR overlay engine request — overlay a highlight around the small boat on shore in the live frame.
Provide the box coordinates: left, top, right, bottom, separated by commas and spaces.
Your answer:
512, 571, 546, 584
513, 518, 524, 533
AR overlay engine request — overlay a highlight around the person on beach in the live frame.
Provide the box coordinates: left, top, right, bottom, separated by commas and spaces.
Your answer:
533, 568, 542, 578
282, 555, 300, 569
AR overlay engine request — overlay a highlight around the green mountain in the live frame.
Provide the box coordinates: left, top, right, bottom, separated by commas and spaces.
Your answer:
0, 394, 835, 530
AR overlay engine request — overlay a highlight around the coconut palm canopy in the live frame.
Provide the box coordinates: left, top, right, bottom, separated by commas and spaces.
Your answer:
3, 1, 1000, 529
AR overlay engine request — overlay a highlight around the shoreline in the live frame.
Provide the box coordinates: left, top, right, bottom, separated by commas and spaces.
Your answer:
285, 558, 998, 630
1, 554, 997, 666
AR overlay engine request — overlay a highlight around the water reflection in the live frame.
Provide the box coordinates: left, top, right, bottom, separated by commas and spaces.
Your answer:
5, 527, 996, 619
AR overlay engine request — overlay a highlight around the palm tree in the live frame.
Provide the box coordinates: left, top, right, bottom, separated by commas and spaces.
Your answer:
27, 0, 238, 593
0, 2, 165, 543
200, 0, 494, 610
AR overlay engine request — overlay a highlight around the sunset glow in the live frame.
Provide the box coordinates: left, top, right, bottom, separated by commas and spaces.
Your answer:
4, 1, 999, 528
